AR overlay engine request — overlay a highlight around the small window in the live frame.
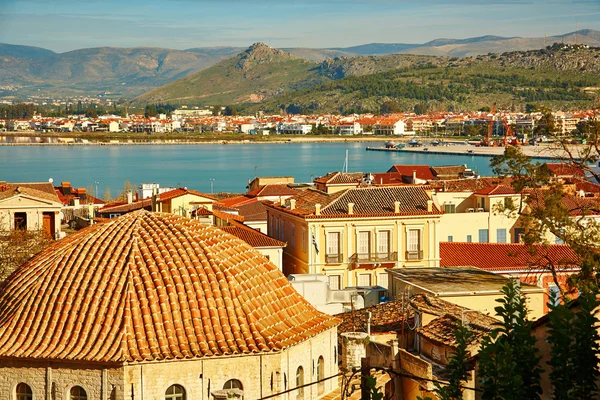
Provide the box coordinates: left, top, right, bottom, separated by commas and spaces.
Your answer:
317, 356, 325, 394
478, 229, 489, 243
447, 236, 453, 242
497, 228, 507, 243
70, 386, 87, 400
16, 383, 33, 400
549, 285, 561, 306
378, 273, 389, 289
358, 274, 372, 287
444, 203, 456, 213
328, 275, 341, 290
223, 380, 243, 390
14, 212, 27, 231
296, 366, 305, 399
466, 235, 472, 243
165, 384, 185, 400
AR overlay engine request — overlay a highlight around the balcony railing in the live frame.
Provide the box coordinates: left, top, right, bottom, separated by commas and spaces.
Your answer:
349, 252, 398, 264
325, 254, 344, 264
405, 250, 424, 261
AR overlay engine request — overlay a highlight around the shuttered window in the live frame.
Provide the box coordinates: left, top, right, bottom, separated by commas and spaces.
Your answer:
357, 231, 370, 255
407, 229, 420, 251
377, 231, 390, 255
327, 232, 340, 255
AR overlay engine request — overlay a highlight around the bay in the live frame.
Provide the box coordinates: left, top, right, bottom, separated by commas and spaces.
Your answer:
0, 142, 496, 195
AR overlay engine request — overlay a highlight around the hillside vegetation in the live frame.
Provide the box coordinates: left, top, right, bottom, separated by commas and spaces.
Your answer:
135, 43, 327, 105
248, 44, 600, 114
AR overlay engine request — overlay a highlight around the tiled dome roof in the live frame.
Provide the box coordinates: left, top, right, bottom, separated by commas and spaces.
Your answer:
0, 211, 338, 363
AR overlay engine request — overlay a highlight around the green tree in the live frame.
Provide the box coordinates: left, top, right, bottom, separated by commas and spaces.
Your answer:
414, 103, 428, 115
212, 105, 222, 116
85, 107, 98, 118
223, 105, 237, 116
380, 100, 400, 114
478, 280, 542, 399
547, 292, 600, 399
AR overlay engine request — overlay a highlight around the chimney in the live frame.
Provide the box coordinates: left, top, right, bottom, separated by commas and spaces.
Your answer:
394, 201, 400, 213
348, 203, 355, 215
427, 200, 433, 212
412, 170, 417, 183
290, 199, 296, 210
73, 197, 80, 208
279, 197, 285, 206
127, 190, 133, 204
315, 203, 321, 216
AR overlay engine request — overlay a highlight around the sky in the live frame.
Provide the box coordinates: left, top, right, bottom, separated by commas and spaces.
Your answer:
0, 0, 599, 52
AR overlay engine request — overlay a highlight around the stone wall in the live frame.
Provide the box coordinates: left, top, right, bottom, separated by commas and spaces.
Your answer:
0, 360, 123, 400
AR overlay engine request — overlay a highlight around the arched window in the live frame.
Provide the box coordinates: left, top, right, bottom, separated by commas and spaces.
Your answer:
165, 385, 185, 400
16, 383, 33, 400
223, 379, 243, 390
296, 366, 304, 399
70, 386, 87, 400
317, 356, 325, 394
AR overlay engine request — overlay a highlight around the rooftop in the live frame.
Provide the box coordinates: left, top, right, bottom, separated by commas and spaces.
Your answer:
386, 267, 543, 295
440, 242, 580, 272
0, 211, 337, 363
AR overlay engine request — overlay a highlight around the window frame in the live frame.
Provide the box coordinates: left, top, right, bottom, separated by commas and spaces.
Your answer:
16, 383, 33, 400
296, 366, 305, 399
69, 386, 88, 400
223, 379, 243, 390
165, 384, 186, 400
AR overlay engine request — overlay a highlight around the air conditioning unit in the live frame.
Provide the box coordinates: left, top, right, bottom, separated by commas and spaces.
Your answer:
476, 208, 484, 212
467, 208, 475, 213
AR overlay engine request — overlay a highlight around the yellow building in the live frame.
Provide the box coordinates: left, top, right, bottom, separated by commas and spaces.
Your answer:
387, 266, 546, 320
265, 186, 442, 289
433, 183, 523, 244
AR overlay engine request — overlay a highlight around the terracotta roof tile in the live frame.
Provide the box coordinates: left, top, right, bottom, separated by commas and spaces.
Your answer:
314, 172, 363, 185
158, 188, 218, 202
336, 299, 410, 337
474, 184, 517, 196
0, 185, 61, 203
247, 184, 298, 198
0, 211, 338, 363
387, 165, 435, 181
220, 222, 286, 248
545, 163, 585, 177
440, 242, 580, 272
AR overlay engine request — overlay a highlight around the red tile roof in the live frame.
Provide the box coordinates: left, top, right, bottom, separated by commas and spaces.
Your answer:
0, 211, 338, 363
267, 186, 440, 218
314, 172, 363, 185
220, 222, 286, 248
545, 163, 585, 177
98, 198, 152, 214
159, 187, 218, 202
0, 184, 61, 203
246, 184, 298, 198
216, 195, 257, 208
474, 184, 517, 196
387, 165, 435, 181
440, 242, 580, 272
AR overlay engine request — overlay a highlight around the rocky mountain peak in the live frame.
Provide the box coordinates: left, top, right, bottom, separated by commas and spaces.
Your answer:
235, 42, 297, 72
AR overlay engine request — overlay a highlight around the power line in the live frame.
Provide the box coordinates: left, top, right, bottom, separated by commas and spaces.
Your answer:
257, 372, 342, 400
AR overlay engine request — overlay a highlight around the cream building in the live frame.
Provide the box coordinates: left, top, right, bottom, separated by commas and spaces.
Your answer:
0, 182, 63, 239
0, 211, 340, 400
432, 184, 522, 244
265, 186, 442, 290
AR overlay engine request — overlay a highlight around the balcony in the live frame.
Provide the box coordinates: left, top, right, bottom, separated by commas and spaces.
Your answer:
405, 250, 423, 261
325, 254, 344, 264
349, 252, 398, 264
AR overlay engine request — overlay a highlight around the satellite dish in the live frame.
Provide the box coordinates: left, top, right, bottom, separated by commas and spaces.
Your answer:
48, 178, 54, 183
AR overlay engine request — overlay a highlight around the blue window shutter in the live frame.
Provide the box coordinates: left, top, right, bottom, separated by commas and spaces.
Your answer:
479, 229, 489, 243
497, 229, 507, 243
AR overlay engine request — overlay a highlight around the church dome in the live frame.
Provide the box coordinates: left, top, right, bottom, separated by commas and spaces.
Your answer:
0, 211, 338, 363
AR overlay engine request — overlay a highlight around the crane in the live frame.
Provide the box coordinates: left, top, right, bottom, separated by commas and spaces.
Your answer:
482, 103, 497, 146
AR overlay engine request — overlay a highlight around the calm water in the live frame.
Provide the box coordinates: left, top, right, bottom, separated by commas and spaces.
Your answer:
0, 142, 496, 195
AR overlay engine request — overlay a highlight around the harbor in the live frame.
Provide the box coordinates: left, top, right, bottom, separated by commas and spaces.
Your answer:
366, 142, 590, 160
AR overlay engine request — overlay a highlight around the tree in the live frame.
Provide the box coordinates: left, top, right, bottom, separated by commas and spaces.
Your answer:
0, 228, 51, 282
212, 105, 222, 116
380, 100, 400, 114
547, 292, 600, 399
478, 280, 542, 399
85, 107, 97, 118
490, 146, 600, 293
414, 103, 428, 115
102, 187, 112, 203
223, 105, 237, 116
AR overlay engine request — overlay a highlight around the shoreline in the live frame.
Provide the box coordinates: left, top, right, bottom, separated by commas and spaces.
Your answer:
0, 131, 398, 146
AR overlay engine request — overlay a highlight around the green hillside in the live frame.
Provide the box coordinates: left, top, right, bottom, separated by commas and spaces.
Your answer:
247, 45, 600, 114
134, 43, 327, 105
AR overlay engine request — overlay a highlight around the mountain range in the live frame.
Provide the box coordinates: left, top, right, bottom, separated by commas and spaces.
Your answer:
1, 29, 599, 100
